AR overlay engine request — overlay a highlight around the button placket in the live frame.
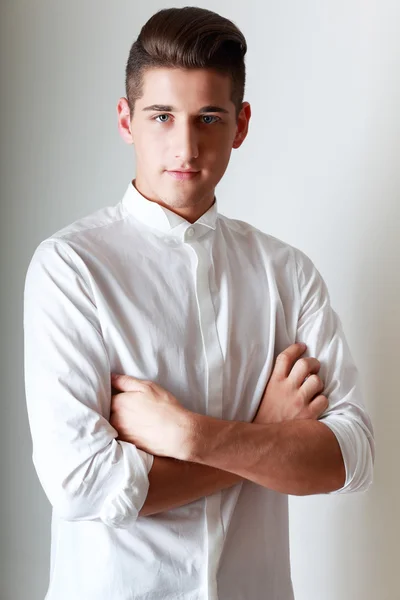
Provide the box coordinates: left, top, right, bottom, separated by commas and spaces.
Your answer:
188, 239, 224, 600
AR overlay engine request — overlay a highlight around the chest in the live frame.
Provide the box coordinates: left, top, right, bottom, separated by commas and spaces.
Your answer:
85, 236, 297, 419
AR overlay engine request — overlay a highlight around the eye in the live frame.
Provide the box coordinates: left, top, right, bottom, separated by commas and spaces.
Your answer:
154, 114, 170, 123
201, 115, 220, 124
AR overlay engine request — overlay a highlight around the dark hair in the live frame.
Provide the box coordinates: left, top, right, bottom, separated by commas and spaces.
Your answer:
125, 6, 247, 121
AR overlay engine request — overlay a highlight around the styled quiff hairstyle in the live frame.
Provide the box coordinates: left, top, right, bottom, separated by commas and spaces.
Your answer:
125, 6, 247, 121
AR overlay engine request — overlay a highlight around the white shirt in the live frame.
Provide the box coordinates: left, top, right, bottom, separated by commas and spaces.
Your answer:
23, 181, 374, 600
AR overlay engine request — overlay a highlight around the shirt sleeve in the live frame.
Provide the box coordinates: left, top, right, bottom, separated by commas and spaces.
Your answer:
23, 238, 154, 528
294, 248, 375, 494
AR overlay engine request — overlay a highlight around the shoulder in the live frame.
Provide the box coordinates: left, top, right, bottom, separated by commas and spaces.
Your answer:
42, 199, 128, 246
24, 196, 133, 296
27, 193, 132, 266
219, 215, 331, 317
217, 213, 315, 270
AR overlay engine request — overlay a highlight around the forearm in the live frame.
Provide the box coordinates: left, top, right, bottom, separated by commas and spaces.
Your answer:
185, 415, 346, 496
139, 456, 243, 517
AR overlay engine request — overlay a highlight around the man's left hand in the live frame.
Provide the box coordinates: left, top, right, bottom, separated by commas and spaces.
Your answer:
110, 374, 192, 460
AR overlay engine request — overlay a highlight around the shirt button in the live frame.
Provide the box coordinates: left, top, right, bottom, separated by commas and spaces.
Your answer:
187, 227, 195, 238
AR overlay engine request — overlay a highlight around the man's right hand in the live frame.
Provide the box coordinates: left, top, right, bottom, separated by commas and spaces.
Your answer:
253, 343, 329, 425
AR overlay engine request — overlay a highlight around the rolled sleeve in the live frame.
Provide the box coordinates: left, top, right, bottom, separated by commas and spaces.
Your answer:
294, 249, 375, 494
24, 239, 153, 527
99, 443, 153, 528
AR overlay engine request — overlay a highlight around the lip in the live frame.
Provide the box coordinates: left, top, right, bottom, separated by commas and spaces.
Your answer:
166, 170, 200, 181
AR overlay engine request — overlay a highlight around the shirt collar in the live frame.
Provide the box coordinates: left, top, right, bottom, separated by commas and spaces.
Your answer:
121, 180, 218, 237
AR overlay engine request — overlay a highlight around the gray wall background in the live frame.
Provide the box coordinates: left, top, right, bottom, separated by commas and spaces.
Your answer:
1, 1, 399, 599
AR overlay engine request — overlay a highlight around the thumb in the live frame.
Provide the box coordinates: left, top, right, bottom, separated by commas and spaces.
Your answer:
111, 373, 143, 392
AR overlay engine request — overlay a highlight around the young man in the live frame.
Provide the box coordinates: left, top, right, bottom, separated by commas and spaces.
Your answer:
24, 7, 374, 600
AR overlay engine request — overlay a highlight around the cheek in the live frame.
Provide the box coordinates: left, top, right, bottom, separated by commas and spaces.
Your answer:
205, 130, 234, 155
136, 130, 165, 153
149, 136, 169, 163
135, 140, 167, 172
205, 140, 232, 169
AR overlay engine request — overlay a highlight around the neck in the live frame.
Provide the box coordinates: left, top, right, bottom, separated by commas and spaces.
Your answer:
132, 178, 215, 224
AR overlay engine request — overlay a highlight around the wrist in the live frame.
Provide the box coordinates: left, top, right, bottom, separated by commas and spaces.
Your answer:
174, 409, 199, 462
177, 411, 209, 462
182, 412, 239, 464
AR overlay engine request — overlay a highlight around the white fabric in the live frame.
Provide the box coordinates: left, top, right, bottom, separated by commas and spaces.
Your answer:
23, 181, 374, 600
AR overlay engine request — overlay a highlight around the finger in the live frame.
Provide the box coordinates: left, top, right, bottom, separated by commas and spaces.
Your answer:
300, 373, 324, 400
110, 393, 124, 411
307, 395, 329, 419
273, 343, 307, 379
290, 358, 321, 387
111, 373, 146, 392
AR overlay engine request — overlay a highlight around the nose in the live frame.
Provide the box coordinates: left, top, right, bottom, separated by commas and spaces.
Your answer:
173, 120, 199, 162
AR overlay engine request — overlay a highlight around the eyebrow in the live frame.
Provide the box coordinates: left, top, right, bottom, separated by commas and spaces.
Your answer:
142, 104, 229, 114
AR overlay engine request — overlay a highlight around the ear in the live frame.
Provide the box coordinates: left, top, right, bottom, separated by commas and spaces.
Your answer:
232, 102, 251, 149
117, 97, 134, 144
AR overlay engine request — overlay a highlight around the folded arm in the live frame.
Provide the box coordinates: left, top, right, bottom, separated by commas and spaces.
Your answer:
183, 250, 374, 496
140, 417, 345, 506
116, 248, 374, 499
24, 239, 245, 524
138, 338, 333, 514
24, 240, 154, 528
183, 416, 344, 495
139, 457, 243, 517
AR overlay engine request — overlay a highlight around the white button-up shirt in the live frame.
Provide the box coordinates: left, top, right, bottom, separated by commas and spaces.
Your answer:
23, 181, 374, 600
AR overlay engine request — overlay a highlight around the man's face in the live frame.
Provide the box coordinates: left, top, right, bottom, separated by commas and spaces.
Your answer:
119, 67, 250, 216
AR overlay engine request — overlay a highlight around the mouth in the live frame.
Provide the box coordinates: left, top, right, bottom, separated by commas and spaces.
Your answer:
166, 170, 200, 181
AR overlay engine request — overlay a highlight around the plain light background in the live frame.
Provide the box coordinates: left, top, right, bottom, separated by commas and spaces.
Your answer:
1, 1, 398, 599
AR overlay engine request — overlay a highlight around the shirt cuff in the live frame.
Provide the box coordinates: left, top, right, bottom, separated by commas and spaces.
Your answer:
99, 441, 154, 528
321, 415, 374, 494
